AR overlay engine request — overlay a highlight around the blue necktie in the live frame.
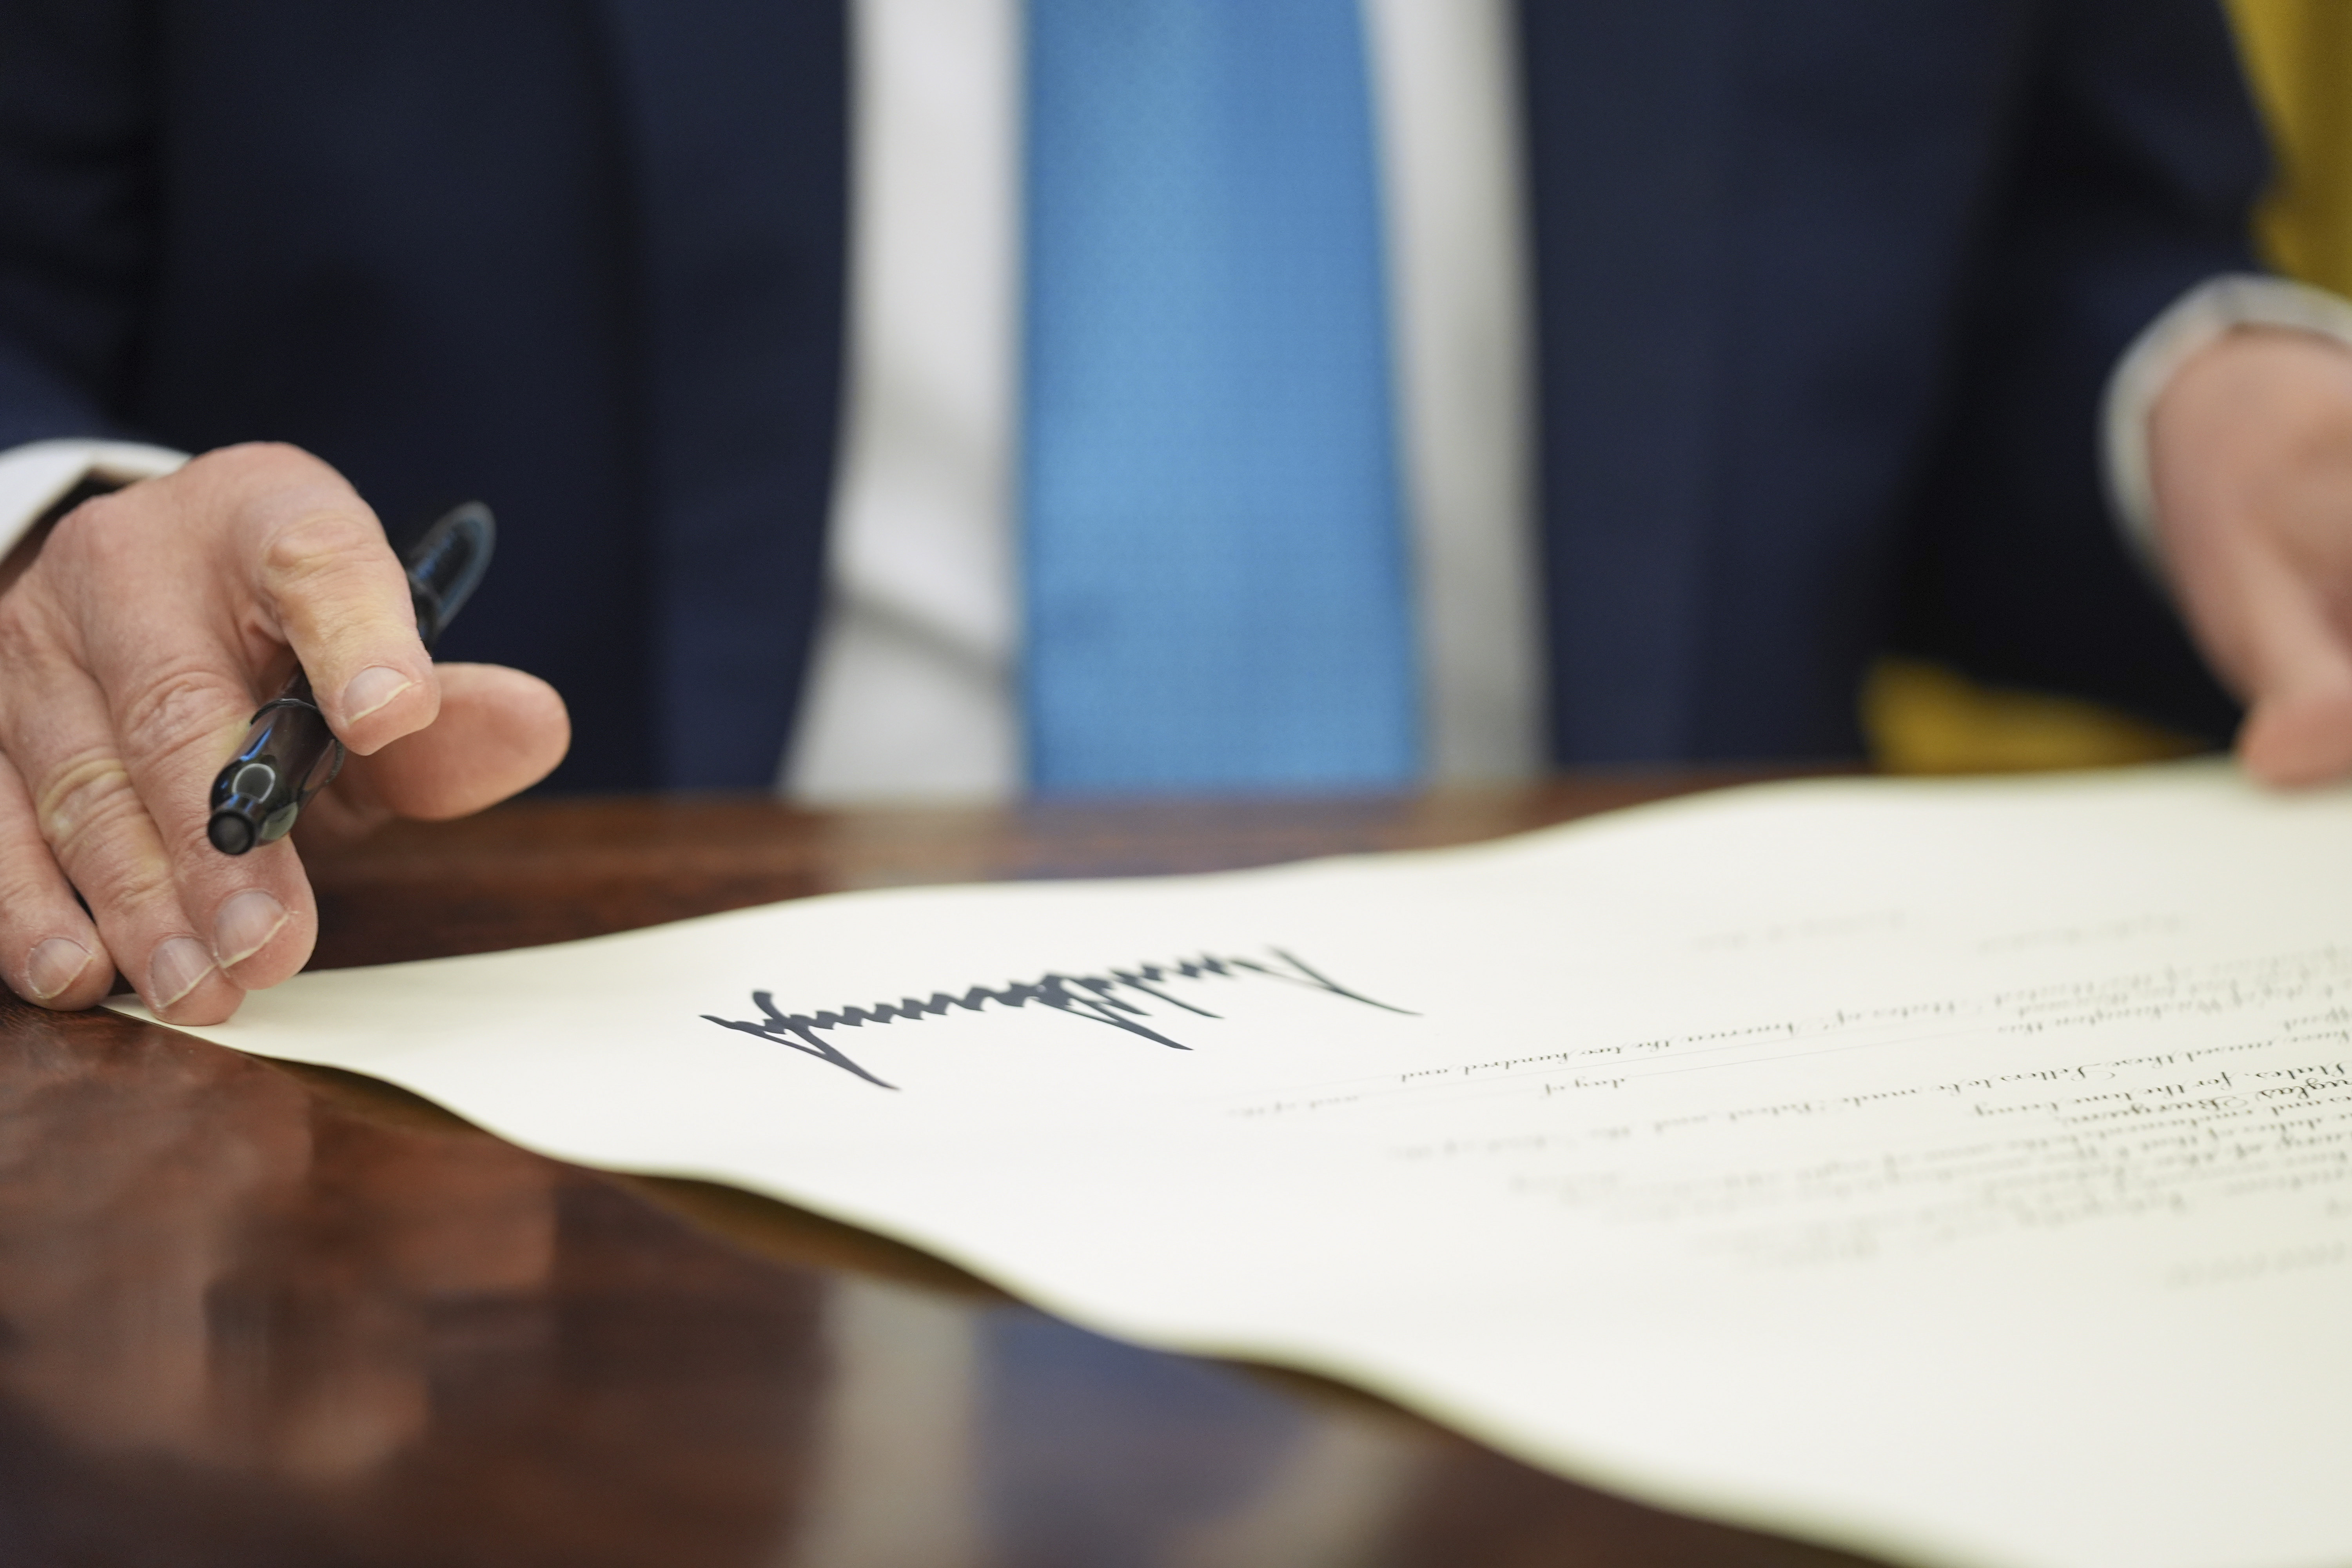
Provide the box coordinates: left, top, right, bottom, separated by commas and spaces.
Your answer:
1021, 0, 1419, 794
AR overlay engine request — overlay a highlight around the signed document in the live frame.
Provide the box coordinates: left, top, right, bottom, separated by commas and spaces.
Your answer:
144, 766, 2352, 1568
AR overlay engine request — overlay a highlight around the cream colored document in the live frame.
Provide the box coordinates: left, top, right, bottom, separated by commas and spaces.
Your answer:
143, 766, 2352, 1568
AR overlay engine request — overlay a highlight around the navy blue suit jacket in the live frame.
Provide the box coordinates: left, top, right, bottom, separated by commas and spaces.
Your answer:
0, 2, 2265, 789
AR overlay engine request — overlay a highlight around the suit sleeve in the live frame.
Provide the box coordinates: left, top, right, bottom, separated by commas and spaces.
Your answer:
1892, 0, 2268, 740
0, 0, 153, 449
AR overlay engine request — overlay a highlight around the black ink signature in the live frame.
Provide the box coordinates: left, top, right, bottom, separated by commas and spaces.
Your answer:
702, 948, 1412, 1090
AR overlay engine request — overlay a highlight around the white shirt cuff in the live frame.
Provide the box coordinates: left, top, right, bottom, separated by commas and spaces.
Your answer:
0, 437, 191, 561
2103, 273, 2352, 583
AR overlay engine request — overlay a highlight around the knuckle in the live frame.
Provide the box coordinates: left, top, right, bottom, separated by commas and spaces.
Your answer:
33, 751, 163, 900
190, 440, 314, 486
221, 439, 310, 467
0, 837, 74, 927
0, 875, 61, 929
259, 510, 390, 598
39, 490, 136, 566
113, 657, 244, 767
96, 849, 178, 918
0, 595, 55, 682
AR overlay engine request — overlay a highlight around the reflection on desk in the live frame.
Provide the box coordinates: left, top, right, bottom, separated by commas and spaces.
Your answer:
0, 777, 1873, 1568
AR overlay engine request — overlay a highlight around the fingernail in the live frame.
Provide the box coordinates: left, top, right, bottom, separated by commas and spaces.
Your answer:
24, 938, 92, 1002
341, 665, 414, 723
213, 889, 290, 970
148, 937, 216, 1009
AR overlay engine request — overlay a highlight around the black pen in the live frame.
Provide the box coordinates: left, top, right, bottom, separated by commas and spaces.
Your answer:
206, 501, 495, 855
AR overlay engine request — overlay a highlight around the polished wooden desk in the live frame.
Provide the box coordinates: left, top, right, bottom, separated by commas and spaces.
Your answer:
0, 773, 1884, 1568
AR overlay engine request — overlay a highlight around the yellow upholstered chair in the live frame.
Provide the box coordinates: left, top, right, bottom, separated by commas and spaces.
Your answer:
2231, 0, 2352, 297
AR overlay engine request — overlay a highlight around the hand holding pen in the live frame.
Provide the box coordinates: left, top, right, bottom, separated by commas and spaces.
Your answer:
208, 500, 498, 855
0, 444, 568, 1024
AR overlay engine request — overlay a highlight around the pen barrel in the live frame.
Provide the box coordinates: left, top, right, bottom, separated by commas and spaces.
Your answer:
206, 675, 347, 855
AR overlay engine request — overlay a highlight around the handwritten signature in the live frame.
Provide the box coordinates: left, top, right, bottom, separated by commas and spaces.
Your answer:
702, 949, 1411, 1089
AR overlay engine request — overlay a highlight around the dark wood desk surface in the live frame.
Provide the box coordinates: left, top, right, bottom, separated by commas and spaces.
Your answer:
0, 773, 1884, 1568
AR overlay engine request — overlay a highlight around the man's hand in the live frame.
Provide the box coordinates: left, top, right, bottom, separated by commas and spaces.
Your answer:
2150, 326, 2352, 786
0, 443, 568, 1023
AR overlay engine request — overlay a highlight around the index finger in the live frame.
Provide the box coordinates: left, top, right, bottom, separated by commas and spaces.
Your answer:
183, 444, 442, 755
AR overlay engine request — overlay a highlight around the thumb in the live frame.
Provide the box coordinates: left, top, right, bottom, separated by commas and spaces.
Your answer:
330, 663, 570, 822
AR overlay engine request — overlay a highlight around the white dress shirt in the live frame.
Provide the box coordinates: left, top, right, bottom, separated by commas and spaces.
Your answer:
787, 0, 1544, 802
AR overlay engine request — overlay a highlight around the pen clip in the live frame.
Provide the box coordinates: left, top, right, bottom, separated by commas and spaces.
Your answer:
405, 501, 495, 651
